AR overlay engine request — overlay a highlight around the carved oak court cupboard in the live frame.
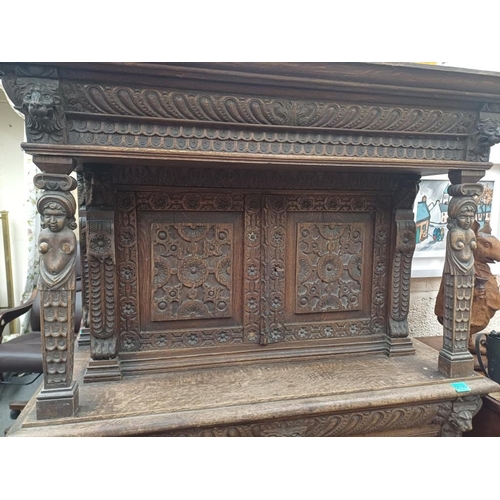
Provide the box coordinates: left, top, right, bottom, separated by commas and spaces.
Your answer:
2, 62, 500, 437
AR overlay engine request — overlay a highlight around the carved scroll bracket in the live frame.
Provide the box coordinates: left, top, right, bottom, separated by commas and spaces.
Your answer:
83, 166, 121, 382
34, 169, 79, 419
386, 178, 419, 354
438, 172, 484, 378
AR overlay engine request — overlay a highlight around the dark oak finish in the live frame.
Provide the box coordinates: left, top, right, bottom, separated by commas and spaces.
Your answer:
2, 62, 500, 435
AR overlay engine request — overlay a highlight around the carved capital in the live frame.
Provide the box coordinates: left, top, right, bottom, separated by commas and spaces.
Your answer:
2, 66, 65, 144
34, 173, 77, 192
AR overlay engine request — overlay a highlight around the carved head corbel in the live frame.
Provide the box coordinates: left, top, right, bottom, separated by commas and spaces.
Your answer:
1, 66, 65, 144
37, 192, 77, 232
478, 118, 500, 147
467, 111, 500, 162
21, 82, 64, 142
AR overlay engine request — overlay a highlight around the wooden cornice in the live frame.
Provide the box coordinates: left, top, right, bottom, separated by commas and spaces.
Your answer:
8, 61, 500, 106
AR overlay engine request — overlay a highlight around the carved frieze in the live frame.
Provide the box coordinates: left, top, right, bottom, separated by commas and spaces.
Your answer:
161, 402, 452, 436
67, 119, 466, 161
115, 166, 404, 192
62, 82, 477, 134
136, 192, 245, 212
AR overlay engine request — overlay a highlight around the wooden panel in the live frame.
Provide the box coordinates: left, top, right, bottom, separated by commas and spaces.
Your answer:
294, 219, 366, 315
151, 222, 234, 322
134, 196, 245, 352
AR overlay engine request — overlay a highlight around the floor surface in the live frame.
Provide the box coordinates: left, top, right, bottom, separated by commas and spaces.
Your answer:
0, 374, 41, 436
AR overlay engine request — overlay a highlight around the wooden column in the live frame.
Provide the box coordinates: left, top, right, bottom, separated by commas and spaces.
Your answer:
386, 177, 420, 355
77, 169, 91, 346
83, 165, 121, 382
438, 170, 485, 378
33, 156, 79, 419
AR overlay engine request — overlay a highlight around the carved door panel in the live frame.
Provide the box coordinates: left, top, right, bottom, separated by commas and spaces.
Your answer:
117, 189, 390, 354
260, 194, 389, 344
119, 191, 261, 353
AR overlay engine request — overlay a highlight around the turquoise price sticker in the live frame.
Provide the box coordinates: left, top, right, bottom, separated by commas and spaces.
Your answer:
450, 382, 471, 393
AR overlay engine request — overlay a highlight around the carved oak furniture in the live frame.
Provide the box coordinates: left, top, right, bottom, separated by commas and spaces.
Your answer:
2, 62, 500, 436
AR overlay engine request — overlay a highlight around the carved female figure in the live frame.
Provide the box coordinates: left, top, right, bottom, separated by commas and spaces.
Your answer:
37, 192, 77, 290
444, 197, 477, 276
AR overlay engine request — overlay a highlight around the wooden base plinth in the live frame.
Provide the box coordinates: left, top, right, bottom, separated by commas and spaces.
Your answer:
78, 327, 91, 347
84, 357, 122, 383
36, 381, 79, 420
438, 349, 475, 378
8, 340, 500, 437
384, 337, 415, 356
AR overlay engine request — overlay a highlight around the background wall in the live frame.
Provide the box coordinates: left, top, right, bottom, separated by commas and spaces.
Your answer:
0, 85, 29, 322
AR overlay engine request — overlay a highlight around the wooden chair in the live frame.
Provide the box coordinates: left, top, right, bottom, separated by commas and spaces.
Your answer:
0, 276, 82, 419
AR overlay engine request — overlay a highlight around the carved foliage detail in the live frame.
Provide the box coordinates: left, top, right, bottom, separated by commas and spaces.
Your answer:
151, 223, 233, 321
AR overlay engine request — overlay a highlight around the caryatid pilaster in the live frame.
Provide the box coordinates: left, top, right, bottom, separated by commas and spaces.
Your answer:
438, 172, 484, 378
34, 170, 79, 419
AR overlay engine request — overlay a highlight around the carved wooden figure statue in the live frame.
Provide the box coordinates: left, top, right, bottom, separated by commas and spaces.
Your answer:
38, 196, 77, 289
436, 220, 500, 353
34, 172, 80, 419
437, 180, 484, 378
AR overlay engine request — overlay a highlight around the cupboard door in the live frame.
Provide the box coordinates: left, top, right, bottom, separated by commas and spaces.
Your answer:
119, 191, 254, 352
261, 194, 389, 345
